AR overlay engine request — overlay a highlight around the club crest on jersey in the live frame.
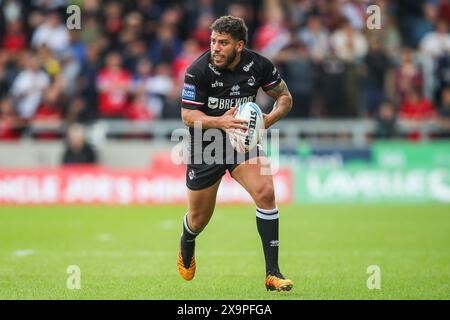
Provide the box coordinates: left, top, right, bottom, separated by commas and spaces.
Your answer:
243, 60, 254, 72
248, 76, 256, 86
230, 84, 240, 96
188, 169, 195, 180
182, 83, 196, 100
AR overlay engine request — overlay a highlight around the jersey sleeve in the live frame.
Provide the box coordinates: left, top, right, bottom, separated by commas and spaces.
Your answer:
180, 67, 207, 110
260, 56, 282, 92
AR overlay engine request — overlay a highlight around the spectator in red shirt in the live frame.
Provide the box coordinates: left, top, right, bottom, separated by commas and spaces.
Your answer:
96, 52, 132, 118
399, 90, 436, 141
190, 14, 214, 52
438, 0, 450, 24
125, 92, 152, 121
252, 6, 290, 59
34, 86, 62, 122
399, 90, 435, 121
172, 39, 201, 84
33, 85, 63, 139
2, 20, 27, 54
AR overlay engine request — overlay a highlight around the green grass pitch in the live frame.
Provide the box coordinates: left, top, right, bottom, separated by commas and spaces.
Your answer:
0, 204, 449, 299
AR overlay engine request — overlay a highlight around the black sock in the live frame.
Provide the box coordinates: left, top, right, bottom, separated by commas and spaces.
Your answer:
256, 207, 280, 275
180, 212, 198, 268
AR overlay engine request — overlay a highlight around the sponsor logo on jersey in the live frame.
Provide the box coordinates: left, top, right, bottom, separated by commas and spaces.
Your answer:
248, 76, 256, 86
208, 97, 219, 109
243, 60, 254, 72
230, 84, 240, 96
182, 83, 196, 100
207, 95, 256, 110
208, 63, 221, 76
211, 80, 223, 88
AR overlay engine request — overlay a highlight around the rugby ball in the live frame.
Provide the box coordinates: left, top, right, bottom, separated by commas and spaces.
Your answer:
228, 102, 264, 153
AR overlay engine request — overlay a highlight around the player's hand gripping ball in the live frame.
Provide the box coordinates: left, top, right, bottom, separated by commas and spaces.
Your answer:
228, 102, 264, 153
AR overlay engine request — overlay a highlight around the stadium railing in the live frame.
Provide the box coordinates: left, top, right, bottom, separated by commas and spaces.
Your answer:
27, 119, 443, 145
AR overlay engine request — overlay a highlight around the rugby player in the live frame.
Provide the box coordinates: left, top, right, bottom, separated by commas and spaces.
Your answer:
178, 15, 294, 291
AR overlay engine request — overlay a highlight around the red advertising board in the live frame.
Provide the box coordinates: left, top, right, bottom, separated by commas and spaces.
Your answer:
0, 165, 293, 204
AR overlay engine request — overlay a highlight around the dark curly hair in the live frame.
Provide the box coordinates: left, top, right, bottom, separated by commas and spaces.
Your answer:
210, 15, 248, 44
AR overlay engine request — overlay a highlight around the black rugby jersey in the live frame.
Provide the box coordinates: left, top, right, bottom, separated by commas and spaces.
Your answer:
180, 48, 281, 116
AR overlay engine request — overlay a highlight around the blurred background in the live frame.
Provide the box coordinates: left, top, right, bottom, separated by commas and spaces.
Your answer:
0, 0, 449, 204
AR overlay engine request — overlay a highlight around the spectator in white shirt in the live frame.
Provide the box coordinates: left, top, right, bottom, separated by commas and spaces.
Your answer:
297, 15, 330, 62
420, 20, 450, 101
420, 20, 450, 58
11, 55, 50, 118
31, 11, 70, 55
331, 19, 368, 63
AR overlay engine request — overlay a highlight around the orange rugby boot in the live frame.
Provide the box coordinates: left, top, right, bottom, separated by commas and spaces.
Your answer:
265, 272, 294, 291
177, 248, 196, 281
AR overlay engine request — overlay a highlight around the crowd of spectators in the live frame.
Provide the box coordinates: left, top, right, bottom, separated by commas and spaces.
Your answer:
0, 0, 450, 141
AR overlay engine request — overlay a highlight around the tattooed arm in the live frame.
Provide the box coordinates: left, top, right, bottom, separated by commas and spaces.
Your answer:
263, 80, 293, 128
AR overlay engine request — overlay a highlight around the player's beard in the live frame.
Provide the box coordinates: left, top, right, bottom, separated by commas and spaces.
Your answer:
212, 49, 237, 70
